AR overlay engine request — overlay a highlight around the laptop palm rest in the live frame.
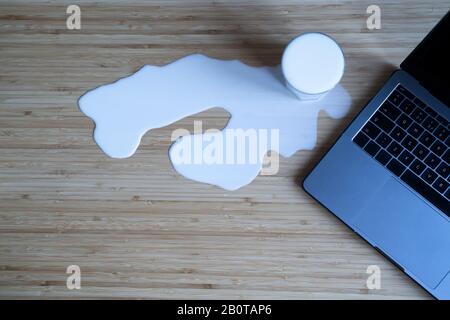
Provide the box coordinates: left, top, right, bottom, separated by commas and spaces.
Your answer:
353, 178, 450, 289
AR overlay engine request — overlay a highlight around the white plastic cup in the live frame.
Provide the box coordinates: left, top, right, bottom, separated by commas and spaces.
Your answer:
281, 32, 345, 101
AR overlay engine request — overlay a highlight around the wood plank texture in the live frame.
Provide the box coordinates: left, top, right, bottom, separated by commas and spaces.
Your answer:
1, 0, 448, 299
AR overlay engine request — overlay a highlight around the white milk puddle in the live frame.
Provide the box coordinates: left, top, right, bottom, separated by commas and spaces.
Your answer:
79, 54, 351, 190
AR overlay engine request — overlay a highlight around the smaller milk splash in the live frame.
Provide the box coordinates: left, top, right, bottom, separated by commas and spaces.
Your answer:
79, 54, 351, 190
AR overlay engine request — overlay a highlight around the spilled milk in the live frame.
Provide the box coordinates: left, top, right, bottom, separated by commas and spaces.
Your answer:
78, 54, 351, 190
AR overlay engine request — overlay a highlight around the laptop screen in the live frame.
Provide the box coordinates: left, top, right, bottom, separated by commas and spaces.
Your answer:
401, 11, 450, 107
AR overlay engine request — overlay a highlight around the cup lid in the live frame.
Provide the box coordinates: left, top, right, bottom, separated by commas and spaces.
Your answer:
282, 33, 345, 95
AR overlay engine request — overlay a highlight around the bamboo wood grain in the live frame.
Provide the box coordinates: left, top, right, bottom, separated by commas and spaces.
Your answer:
1, 0, 448, 299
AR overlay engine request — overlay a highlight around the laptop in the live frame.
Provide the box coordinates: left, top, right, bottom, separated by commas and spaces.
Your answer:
303, 11, 450, 299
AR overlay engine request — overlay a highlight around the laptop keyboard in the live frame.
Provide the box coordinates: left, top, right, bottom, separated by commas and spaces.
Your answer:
353, 84, 450, 215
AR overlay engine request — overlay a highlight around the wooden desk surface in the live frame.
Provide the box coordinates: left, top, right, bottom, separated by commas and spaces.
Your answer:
1, 0, 448, 299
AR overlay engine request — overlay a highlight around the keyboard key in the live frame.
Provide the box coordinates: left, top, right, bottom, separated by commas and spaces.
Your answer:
446, 188, 450, 200
414, 97, 427, 109
387, 158, 406, 176
390, 126, 407, 142
375, 149, 392, 166
362, 122, 381, 139
396, 114, 412, 130
419, 131, 436, 147
398, 99, 415, 114
430, 140, 446, 156
399, 150, 414, 166
412, 143, 429, 160
423, 116, 438, 132
401, 135, 418, 151
421, 168, 438, 184
376, 132, 392, 148
410, 159, 426, 175
380, 101, 401, 120
387, 141, 403, 157
434, 125, 449, 141
424, 153, 441, 169
411, 108, 426, 123
407, 122, 424, 138
364, 141, 381, 157
388, 90, 405, 106
397, 85, 414, 100
443, 149, 450, 164
425, 107, 438, 118
436, 114, 449, 127
433, 177, 449, 194
401, 170, 450, 214
436, 162, 449, 179
445, 136, 450, 148
353, 132, 370, 148
371, 111, 395, 133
